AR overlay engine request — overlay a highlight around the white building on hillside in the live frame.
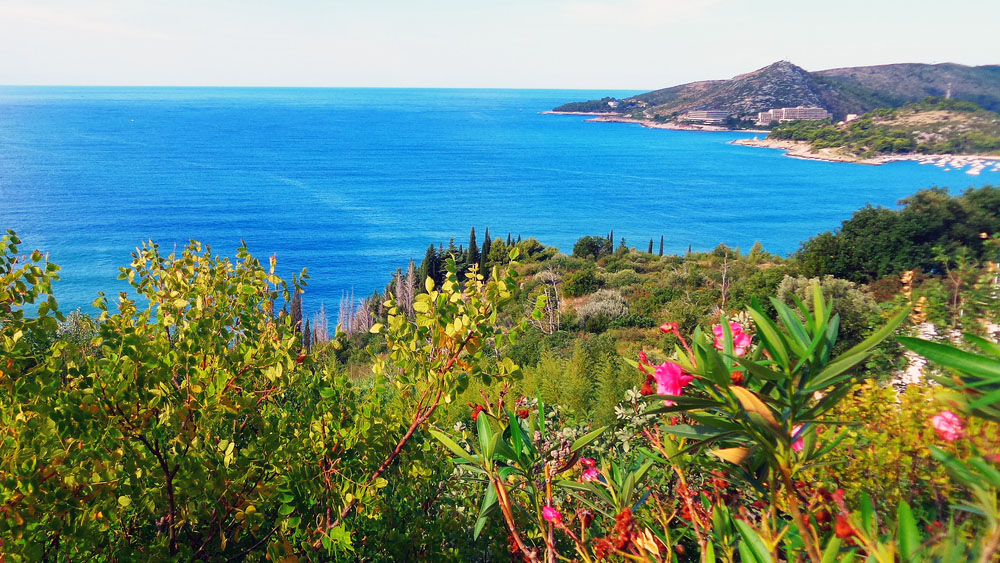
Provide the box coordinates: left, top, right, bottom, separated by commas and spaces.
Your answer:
757, 106, 831, 125
680, 110, 730, 124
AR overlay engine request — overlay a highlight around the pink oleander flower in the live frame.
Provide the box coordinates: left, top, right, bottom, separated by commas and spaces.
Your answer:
713, 322, 751, 356
659, 322, 678, 334
791, 424, 805, 452
654, 361, 694, 405
542, 506, 562, 523
580, 457, 597, 468
932, 411, 965, 442
581, 467, 600, 482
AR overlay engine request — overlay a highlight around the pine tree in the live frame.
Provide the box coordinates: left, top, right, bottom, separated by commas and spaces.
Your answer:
619, 237, 626, 250
648, 239, 654, 253
467, 227, 479, 269
659, 235, 664, 256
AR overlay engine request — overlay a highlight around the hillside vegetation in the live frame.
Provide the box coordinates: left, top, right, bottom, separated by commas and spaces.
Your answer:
555, 61, 1000, 121
769, 98, 1000, 157
3, 186, 1000, 561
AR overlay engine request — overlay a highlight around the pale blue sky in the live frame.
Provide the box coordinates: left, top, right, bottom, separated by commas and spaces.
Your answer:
1, 0, 996, 89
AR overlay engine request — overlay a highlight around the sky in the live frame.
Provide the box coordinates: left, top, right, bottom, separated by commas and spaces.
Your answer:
1, 0, 997, 89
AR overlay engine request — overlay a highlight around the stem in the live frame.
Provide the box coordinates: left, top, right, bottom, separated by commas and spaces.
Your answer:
494, 475, 539, 562
978, 523, 1000, 563
778, 465, 821, 563
336, 387, 442, 523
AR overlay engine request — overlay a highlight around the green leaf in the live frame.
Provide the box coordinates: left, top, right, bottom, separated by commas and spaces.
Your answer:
896, 500, 921, 560
477, 414, 493, 461
734, 518, 774, 563
965, 333, 1000, 358
429, 429, 478, 465
118, 495, 132, 508
898, 336, 1000, 379
859, 492, 876, 536
474, 482, 498, 539
278, 504, 295, 516
662, 424, 732, 440
748, 307, 790, 370
571, 426, 606, 453
820, 536, 842, 563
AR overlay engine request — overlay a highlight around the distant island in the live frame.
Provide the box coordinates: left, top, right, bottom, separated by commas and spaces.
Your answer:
550, 60, 1000, 164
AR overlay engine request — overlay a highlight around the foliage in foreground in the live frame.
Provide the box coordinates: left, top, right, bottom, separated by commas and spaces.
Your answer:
3, 225, 1000, 561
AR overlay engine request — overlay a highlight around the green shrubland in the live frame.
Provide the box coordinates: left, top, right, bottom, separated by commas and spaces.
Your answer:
3, 186, 1000, 560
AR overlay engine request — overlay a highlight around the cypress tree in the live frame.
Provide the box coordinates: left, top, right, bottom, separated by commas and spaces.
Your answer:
290, 291, 303, 332
507, 233, 512, 246
517, 234, 521, 244
468, 227, 479, 268
659, 235, 664, 256
303, 319, 311, 352
648, 239, 654, 253
619, 237, 627, 249
480, 228, 490, 272
418, 244, 437, 288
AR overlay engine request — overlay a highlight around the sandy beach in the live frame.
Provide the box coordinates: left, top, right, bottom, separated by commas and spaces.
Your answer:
731, 138, 1000, 171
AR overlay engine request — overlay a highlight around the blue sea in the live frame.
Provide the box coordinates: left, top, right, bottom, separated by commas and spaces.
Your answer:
1, 87, 996, 314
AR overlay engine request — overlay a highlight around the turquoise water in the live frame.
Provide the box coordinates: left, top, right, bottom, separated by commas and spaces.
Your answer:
0, 87, 996, 313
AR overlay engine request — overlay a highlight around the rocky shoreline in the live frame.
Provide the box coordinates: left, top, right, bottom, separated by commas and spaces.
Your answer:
731, 138, 1000, 172
545, 111, 1000, 172
544, 111, 770, 133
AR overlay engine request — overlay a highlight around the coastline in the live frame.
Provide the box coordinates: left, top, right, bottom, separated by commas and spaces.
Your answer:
731, 138, 1000, 172
544, 111, 769, 133
541, 110, 622, 116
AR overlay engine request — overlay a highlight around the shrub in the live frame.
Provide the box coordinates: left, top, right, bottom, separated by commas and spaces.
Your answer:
576, 289, 628, 323
562, 269, 601, 297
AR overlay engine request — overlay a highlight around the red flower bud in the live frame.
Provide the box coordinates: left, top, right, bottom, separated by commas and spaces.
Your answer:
835, 515, 854, 539
659, 322, 678, 334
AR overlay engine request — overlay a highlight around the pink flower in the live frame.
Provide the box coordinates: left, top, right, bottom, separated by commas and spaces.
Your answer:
713, 322, 752, 356
581, 467, 600, 482
542, 506, 562, 523
932, 411, 965, 442
659, 322, 678, 334
580, 457, 597, 468
791, 424, 805, 452
653, 361, 694, 405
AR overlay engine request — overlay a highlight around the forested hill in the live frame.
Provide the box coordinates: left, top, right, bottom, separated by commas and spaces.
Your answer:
554, 61, 1000, 121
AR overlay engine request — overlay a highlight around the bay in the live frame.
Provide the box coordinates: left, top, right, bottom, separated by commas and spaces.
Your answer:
0, 86, 995, 314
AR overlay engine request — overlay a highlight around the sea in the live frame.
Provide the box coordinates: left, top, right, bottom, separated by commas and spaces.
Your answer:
1, 87, 996, 315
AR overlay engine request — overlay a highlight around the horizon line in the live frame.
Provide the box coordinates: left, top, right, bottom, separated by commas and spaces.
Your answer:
0, 83, 652, 92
